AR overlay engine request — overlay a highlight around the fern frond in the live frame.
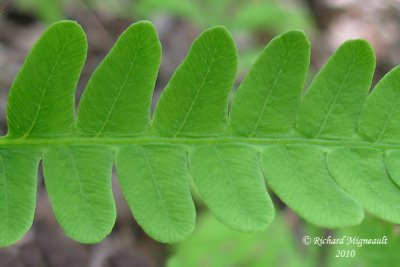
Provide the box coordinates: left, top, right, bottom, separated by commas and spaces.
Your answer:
1, 20, 399, 246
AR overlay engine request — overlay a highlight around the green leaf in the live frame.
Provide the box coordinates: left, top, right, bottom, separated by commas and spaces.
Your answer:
358, 66, 400, 142
262, 145, 363, 227
190, 144, 274, 231
327, 147, 400, 224
152, 26, 237, 137
43, 146, 116, 243
7, 21, 87, 138
296, 40, 375, 138
0, 149, 40, 247
229, 30, 310, 136
77, 21, 161, 137
115, 145, 195, 243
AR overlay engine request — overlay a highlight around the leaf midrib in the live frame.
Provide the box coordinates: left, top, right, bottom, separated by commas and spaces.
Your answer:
2, 136, 400, 150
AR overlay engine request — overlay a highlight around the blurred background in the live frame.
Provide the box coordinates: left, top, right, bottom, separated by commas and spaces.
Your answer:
1, 0, 400, 266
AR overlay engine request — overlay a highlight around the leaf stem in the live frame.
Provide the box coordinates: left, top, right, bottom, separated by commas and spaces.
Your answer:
0, 136, 397, 150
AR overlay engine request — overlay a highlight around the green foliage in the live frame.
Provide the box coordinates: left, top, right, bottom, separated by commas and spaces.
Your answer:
167, 212, 312, 267
229, 30, 310, 136
296, 40, 375, 138
116, 145, 195, 243
7, 21, 87, 138
168, 213, 400, 267
0, 149, 40, 246
77, 21, 161, 136
262, 145, 363, 228
134, 0, 312, 31
358, 66, 400, 142
191, 145, 274, 231
328, 148, 400, 224
153, 26, 237, 137
14, 0, 312, 32
2, 20, 400, 247
43, 146, 115, 243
